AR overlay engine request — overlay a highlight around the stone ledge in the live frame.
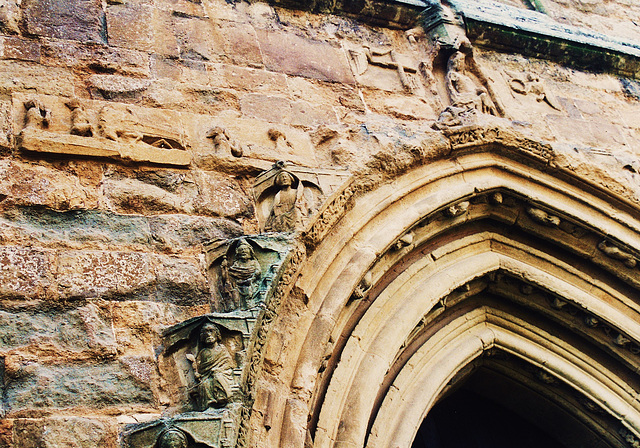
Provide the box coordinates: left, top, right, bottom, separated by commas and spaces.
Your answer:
18, 129, 192, 167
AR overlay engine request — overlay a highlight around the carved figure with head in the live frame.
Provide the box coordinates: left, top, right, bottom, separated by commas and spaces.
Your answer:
157, 428, 188, 448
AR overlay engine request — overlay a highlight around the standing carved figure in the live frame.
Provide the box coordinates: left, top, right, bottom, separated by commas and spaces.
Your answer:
264, 171, 306, 233
446, 51, 497, 116
190, 323, 234, 411
221, 241, 262, 310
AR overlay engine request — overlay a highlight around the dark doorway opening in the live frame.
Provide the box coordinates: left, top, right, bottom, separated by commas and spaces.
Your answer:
411, 366, 613, 448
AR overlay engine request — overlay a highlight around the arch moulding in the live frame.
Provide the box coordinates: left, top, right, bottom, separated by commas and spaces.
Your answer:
240, 125, 640, 448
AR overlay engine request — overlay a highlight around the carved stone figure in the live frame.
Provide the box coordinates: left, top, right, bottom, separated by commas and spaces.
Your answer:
221, 241, 262, 310
207, 126, 243, 157
351, 270, 373, 300
508, 73, 562, 110
598, 241, 637, 268
158, 428, 188, 448
66, 99, 94, 137
188, 323, 234, 411
23, 99, 50, 130
264, 171, 307, 233
446, 51, 497, 115
527, 207, 561, 227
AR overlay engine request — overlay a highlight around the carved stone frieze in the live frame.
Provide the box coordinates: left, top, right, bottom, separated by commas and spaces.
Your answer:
15, 94, 191, 166
205, 236, 291, 313
347, 44, 423, 94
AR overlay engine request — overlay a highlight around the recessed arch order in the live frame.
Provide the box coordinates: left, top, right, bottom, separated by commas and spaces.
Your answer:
243, 127, 640, 448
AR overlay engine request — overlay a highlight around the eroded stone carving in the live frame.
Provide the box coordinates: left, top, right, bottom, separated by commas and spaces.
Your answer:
17, 95, 191, 166
506, 72, 562, 110
268, 128, 294, 152
207, 126, 244, 158
206, 236, 290, 313
392, 232, 414, 251
348, 45, 420, 93
446, 50, 497, 116
620, 427, 640, 448
443, 200, 469, 217
66, 99, 94, 137
23, 99, 50, 131
158, 428, 188, 448
598, 240, 637, 268
527, 207, 561, 227
255, 162, 324, 233
351, 270, 373, 301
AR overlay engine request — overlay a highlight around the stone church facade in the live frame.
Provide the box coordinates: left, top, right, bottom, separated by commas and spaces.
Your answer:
0, 0, 639, 447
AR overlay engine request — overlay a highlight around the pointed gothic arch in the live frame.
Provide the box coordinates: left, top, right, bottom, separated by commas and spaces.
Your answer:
242, 127, 640, 448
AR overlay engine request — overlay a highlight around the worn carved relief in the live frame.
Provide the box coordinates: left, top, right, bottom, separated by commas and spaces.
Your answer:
598, 240, 638, 268
16, 95, 191, 166
446, 50, 498, 116
348, 45, 422, 93
254, 161, 327, 233
207, 127, 244, 158
205, 236, 290, 313
23, 99, 51, 131
505, 71, 562, 111
125, 315, 256, 448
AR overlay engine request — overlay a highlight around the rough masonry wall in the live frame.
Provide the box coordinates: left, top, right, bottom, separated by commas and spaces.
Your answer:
0, 0, 637, 447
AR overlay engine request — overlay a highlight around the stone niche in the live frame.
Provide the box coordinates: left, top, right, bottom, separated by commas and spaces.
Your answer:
13, 93, 191, 166
124, 315, 254, 448
254, 161, 349, 233
205, 235, 292, 313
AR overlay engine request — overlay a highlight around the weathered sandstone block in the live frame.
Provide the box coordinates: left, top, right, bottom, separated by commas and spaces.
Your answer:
22, 0, 106, 44
4, 362, 154, 412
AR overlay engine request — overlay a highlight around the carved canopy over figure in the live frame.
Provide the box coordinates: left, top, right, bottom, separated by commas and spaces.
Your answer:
446, 50, 497, 116
189, 323, 234, 411
264, 171, 307, 233
220, 240, 262, 310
